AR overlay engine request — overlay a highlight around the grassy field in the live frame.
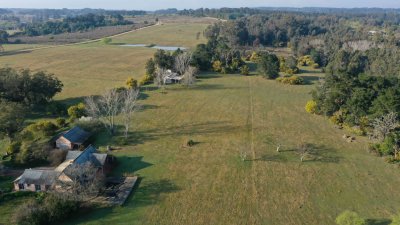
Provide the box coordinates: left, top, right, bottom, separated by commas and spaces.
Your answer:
0, 23, 208, 100
1, 20, 400, 225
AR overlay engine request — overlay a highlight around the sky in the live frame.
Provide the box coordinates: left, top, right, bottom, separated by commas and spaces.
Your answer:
1, 0, 400, 10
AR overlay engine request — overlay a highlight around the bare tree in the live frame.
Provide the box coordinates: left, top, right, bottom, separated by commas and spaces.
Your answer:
154, 67, 169, 90
276, 144, 281, 152
55, 162, 105, 201
371, 112, 398, 141
85, 89, 122, 135
297, 143, 314, 162
240, 150, 248, 161
121, 88, 141, 139
182, 66, 197, 87
174, 52, 192, 75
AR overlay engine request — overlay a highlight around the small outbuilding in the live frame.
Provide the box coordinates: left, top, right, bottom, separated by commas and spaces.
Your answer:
55, 126, 91, 150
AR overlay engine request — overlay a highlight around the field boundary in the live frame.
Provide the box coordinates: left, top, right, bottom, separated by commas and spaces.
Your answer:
6, 23, 160, 54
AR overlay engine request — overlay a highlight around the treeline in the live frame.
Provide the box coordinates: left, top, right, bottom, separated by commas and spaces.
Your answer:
21, 13, 133, 36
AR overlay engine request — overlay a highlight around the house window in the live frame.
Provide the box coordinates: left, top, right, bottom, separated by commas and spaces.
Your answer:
18, 183, 24, 190
35, 185, 41, 191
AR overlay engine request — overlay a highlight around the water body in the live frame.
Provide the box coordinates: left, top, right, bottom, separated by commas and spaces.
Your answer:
121, 44, 186, 51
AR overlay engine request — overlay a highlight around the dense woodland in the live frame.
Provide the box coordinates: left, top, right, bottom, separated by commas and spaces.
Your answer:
20, 13, 133, 36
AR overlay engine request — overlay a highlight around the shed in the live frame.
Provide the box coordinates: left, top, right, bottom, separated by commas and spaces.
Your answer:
55, 126, 91, 150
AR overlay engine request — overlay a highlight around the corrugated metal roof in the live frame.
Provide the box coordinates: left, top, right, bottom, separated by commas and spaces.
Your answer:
66, 151, 82, 161
62, 126, 91, 144
15, 169, 60, 185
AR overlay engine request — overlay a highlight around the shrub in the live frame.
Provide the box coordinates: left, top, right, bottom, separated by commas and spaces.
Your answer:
390, 212, 400, 225
6, 142, 21, 155
277, 75, 304, 85
126, 77, 138, 89
25, 121, 59, 137
312, 63, 320, 69
343, 124, 365, 136
305, 100, 318, 114
67, 103, 86, 121
298, 55, 316, 67
250, 52, 259, 62
335, 211, 366, 225
13, 194, 80, 225
74, 120, 103, 135
55, 118, 67, 128
139, 74, 153, 86
329, 111, 345, 126
212, 60, 223, 72
45, 101, 66, 116
240, 65, 250, 75
102, 37, 112, 44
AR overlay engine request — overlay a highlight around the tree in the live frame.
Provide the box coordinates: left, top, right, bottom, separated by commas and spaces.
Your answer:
154, 49, 174, 69
335, 211, 366, 225
257, 52, 280, 79
145, 58, 156, 77
121, 88, 140, 138
85, 89, 122, 135
182, 66, 197, 87
371, 112, 398, 142
240, 65, 250, 75
154, 67, 169, 90
174, 52, 193, 75
296, 143, 315, 162
67, 103, 86, 120
55, 162, 105, 201
0, 68, 63, 105
192, 44, 212, 71
0, 100, 26, 140
0, 30, 8, 52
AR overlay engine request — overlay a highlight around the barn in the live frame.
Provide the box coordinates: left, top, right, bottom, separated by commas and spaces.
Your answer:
55, 126, 91, 150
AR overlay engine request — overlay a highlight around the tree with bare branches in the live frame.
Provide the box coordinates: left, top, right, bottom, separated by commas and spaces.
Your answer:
174, 52, 193, 75
154, 67, 169, 90
55, 162, 104, 201
371, 112, 399, 141
85, 89, 122, 135
121, 88, 141, 139
297, 143, 314, 162
182, 66, 198, 87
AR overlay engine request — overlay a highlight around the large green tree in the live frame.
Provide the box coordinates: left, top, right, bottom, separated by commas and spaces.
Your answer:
0, 100, 26, 139
257, 52, 280, 79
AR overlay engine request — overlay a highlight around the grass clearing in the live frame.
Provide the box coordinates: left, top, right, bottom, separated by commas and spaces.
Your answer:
0, 21, 399, 225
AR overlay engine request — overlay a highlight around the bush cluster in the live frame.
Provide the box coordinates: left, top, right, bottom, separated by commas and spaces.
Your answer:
276, 75, 303, 85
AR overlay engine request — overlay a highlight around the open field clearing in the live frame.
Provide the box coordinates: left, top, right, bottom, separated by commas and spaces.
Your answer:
0, 21, 400, 225
0, 23, 208, 100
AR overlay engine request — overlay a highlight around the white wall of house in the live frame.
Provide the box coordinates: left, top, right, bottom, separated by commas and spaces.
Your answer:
56, 136, 73, 150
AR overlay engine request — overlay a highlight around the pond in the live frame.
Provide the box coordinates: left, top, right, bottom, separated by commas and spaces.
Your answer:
121, 44, 186, 51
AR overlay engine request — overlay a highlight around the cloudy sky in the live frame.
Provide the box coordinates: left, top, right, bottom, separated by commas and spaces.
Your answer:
2, 0, 400, 10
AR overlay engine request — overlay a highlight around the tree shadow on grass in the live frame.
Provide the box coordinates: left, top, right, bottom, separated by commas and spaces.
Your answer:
256, 143, 341, 164
108, 121, 242, 147
298, 143, 342, 163
366, 219, 392, 225
125, 178, 181, 208
300, 75, 321, 85
64, 178, 180, 224
113, 156, 153, 175
0, 50, 33, 57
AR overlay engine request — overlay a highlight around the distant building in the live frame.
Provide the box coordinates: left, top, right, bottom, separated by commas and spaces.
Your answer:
164, 70, 183, 84
55, 126, 91, 150
14, 145, 113, 192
